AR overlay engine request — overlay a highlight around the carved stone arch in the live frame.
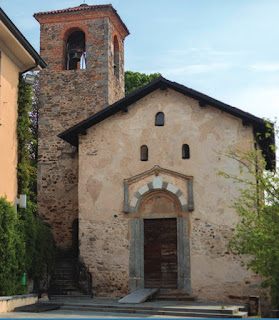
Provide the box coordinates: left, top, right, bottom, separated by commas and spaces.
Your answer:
138, 189, 181, 218
128, 180, 189, 213
123, 165, 194, 214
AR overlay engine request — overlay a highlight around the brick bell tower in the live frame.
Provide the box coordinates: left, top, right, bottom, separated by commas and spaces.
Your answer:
34, 4, 129, 249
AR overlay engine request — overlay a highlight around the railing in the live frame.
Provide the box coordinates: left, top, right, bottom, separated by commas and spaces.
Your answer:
76, 257, 93, 297
87, 270, 93, 298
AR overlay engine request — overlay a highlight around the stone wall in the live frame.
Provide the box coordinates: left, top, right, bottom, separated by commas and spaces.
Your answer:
78, 88, 261, 300
36, 6, 127, 247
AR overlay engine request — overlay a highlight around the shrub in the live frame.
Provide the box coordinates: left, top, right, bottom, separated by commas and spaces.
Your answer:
0, 197, 26, 296
0, 197, 55, 296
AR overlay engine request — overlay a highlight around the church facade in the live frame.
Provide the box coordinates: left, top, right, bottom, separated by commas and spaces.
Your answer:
35, 4, 274, 301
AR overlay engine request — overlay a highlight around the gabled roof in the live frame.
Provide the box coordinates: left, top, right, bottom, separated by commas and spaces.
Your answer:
58, 76, 275, 170
0, 8, 47, 71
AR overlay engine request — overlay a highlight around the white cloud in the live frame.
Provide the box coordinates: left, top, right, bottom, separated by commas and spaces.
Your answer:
250, 63, 279, 72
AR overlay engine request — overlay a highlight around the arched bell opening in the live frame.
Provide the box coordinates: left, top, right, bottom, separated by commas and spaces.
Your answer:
113, 34, 120, 78
66, 30, 86, 70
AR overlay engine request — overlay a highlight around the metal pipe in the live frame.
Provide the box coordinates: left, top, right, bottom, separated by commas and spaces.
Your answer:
22, 59, 39, 74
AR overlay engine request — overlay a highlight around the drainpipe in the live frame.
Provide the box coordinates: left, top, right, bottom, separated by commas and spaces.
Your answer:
22, 59, 39, 74
22, 59, 40, 84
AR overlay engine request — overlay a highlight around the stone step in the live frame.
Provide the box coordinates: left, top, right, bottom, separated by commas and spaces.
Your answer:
53, 269, 76, 275
48, 289, 83, 296
52, 271, 76, 276
53, 264, 76, 269
50, 295, 91, 299
60, 304, 248, 318
49, 284, 79, 290
52, 267, 75, 272
50, 280, 78, 285
51, 273, 76, 279
50, 291, 86, 296
49, 255, 78, 295
55, 259, 76, 264
154, 294, 197, 301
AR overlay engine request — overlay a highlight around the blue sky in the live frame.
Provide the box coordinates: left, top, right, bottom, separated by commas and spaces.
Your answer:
1, 0, 279, 122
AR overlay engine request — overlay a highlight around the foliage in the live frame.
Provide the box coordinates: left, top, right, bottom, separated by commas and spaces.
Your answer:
18, 202, 55, 280
3, 74, 56, 296
125, 71, 161, 95
0, 197, 26, 296
17, 74, 37, 202
0, 197, 55, 296
218, 123, 279, 307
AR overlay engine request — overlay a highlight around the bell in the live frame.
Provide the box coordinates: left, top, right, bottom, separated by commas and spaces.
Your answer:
71, 51, 80, 61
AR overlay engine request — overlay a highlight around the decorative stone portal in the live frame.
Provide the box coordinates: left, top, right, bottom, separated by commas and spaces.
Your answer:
123, 165, 194, 214
129, 190, 191, 293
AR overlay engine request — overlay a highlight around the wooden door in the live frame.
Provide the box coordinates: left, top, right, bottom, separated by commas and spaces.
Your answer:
144, 218, 177, 288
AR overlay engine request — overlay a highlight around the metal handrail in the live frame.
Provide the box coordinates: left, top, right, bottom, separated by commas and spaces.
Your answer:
87, 270, 93, 298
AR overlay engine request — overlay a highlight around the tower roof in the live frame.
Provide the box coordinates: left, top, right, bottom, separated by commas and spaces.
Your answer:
34, 4, 129, 37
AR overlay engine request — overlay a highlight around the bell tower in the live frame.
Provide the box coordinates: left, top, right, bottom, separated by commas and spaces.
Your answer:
34, 4, 129, 249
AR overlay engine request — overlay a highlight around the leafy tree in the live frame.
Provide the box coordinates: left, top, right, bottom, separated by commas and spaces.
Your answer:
125, 71, 161, 95
218, 123, 279, 307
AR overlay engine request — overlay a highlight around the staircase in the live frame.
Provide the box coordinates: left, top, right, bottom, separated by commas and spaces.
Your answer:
48, 297, 249, 318
48, 249, 86, 296
154, 290, 197, 301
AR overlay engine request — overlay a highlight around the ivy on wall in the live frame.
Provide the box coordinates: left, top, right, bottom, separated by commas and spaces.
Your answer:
17, 74, 55, 288
17, 74, 37, 201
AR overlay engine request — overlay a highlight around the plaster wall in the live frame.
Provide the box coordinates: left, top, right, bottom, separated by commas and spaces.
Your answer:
0, 52, 19, 202
78, 88, 261, 301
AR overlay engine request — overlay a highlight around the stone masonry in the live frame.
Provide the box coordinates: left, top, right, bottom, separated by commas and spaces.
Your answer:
35, 4, 129, 248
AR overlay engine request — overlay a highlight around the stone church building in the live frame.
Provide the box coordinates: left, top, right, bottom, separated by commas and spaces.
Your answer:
35, 4, 274, 301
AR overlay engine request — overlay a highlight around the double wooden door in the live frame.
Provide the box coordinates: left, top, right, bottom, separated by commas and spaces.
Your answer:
144, 218, 177, 288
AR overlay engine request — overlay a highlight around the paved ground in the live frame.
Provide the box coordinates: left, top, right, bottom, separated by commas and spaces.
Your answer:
0, 310, 189, 318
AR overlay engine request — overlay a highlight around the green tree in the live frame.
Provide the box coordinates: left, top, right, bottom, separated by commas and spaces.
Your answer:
218, 123, 279, 307
125, 71, 161, 95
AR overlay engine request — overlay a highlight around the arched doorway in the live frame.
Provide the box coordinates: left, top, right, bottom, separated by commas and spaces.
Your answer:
139, 191, 180, 289
144, 218, 177, 288
129, 188, 191, 293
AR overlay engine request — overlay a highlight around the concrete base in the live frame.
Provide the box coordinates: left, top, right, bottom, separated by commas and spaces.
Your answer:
0, 294, 38, 313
